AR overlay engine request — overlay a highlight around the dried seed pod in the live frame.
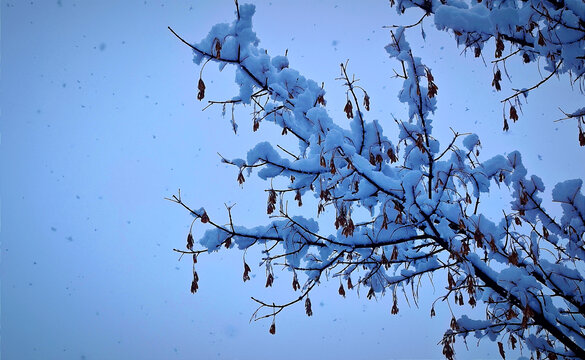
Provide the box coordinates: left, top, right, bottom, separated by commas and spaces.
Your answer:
265, 273, 274, 287
347, 277, 353, 290
346, 158, 354, 170
520, 191, 528, 205
335, 207, 346, 229
538, 31, 546, 46
338, 283, 346, 297
366, 286, 375, 300
381, 212, 389, 230
457, 293, 464, 306
395, 212, 403, 224
510, 106, 519, 122
363, 93, 370, 111
450, 316, 459, 330
200, 211, 209, 224
461, 241, 470, 256
305, 297, 313, 317
474, 228, 484, 248
269, 322, 276, 335
510, 335, 517, 350
319, 189, 330, 201
505, 308, 517, 320
426, 68, 434, 82
292, 273, 300, 291
344, 99, 353, 119
426, 68, 438, 98
508, 250, 519, 266
492, 70, 502, 91
191, 271, 199, 293
237, 171, 245, 185
415, 134, 426, 152
495, 35, 504, 58
498, 342, 506, 360
458, 219, 466, 231
197, 78, 206, 101
330, 155, 336, 174
387, 148, 398, 163
391, 299, 399, 315
381, 252, 390, 270
294, 190, 303, 207
428, 82, 438, 98
342, 218, 355, 237
521, 305, 534, 329
442, 337, 455, 360
448, 272, 455, 289
186, 233, 194, 251
474, 47, 481, 58
267, 189, 277, 214
391, 246, 399, 261
243, 262, 251, 282
375, 154, 383, 164
214, 38, 222, 58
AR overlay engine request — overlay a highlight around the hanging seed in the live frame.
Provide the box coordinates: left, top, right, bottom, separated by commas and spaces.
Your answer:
498, 342, 506, 360
294, 190, 302, 207
243, 262, 251, 282
197, 78, 206, 100
538, 31, 546, 46
186, 233, 194, 251
200, 211, 209, 223
510, 106, 519, 122
338, 283, 346, 297
344, 100, 353, 119
492, 70, 502, 91
305, 297, 313, 317
363, 93, 370, 111
214, 39, 222, 58
269, 322, 276, 335
292, 274, 300, 291
347, 277, 353, 290
474, 47, 481, 58
265, 273, 274, 287
495, 35, 504, 58
237, 171, 245, 185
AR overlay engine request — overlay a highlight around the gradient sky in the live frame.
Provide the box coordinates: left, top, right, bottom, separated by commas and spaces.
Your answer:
1, 1, 583, 359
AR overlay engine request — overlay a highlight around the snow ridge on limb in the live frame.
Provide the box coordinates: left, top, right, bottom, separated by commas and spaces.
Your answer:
169, 2, 585, 359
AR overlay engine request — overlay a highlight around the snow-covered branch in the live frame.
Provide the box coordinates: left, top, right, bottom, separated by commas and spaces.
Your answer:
169, 2, 585, 359
393, 0, 585, 145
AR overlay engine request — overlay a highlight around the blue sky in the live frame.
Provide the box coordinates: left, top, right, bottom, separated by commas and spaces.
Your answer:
1, 1, 583, 359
